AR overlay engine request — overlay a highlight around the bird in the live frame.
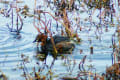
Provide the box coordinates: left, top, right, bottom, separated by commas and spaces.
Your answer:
33, 33, 75, 54
33, 33, 48, 47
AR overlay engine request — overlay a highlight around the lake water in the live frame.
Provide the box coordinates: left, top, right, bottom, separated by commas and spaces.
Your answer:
0, 0, 117, 80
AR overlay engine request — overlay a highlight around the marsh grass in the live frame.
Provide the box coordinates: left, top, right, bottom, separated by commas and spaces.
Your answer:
0, 0, 120, 80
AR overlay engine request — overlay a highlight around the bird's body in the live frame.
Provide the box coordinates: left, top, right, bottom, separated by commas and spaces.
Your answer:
34, 34, 75, 54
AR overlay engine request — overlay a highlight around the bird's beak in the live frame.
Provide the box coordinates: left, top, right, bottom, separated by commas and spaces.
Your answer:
33, 39, 36, 43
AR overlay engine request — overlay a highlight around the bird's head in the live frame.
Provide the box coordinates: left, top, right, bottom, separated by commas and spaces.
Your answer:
33, 33, 48, 46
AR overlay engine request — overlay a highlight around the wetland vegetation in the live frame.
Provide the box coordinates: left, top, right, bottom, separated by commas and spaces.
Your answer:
0, 0, 120, 80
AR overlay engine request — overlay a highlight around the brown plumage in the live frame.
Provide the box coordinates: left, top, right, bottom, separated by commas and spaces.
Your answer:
34, 33, 75, 54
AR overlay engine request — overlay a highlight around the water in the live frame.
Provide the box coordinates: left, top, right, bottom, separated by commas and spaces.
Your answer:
0, 0, 117, 80
0, 22, 115, 79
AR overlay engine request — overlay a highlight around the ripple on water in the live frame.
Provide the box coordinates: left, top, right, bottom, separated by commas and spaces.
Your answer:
0, 28, 35, 53
0, 27, 35, 69
0, 23, 117, 79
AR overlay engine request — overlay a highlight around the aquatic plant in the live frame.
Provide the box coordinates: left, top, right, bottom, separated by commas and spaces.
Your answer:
106, 63, 120, 80
7, 1, 23, 35
0, 0, 23, 35
0, 72, 7, 80
45, 0, 81, 39
0, 0, 120, 80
